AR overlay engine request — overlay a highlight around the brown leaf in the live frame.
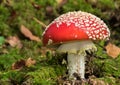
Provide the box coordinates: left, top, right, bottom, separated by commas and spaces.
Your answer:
56, 0, 68, 7
12, 58, 36, 70
46, 6, 53, 13
12, 59, 26, 70
25, 57, 36, 67
20, 25, 41, 42
88, 78, 108, 85
6, 36, 23, 48
105, 42, 120, 58
32, 2, 41, 10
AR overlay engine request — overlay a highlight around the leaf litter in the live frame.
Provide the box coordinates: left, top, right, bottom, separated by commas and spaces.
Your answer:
20, 25, 41, 42
105, 42, 120, 58
6, 36, 23, 49
12, 58, 36, 70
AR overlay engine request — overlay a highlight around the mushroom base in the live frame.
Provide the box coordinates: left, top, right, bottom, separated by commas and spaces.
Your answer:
68, 53, 85, 79
57, 40, 97, 79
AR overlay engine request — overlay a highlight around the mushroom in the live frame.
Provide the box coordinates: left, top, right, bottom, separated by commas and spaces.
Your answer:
42, 11, 110, 79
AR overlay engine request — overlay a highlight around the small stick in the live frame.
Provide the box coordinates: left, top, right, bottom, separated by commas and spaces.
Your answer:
33, 17, 47, 28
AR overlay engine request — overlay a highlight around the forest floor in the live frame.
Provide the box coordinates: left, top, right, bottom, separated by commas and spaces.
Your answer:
0, 0, 120, 85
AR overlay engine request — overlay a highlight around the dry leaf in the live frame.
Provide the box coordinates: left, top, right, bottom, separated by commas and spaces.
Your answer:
32, 2, 41, 10
20, 25, 41, 42
12, 58, 36, 70
6, 36, 23, 48
88, 78, 108, 85
56, 0, 67, 7
25, 57, 36, 67
46, 6, 53, 13
12, 59, 25, 70
105, 42, 120, 58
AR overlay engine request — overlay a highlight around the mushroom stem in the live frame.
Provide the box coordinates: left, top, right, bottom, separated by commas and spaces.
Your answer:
57, 40, 97, 79
68, 53, 85, 79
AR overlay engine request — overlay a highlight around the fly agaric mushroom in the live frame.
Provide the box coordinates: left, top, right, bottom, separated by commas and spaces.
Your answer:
42, 11, 110, 79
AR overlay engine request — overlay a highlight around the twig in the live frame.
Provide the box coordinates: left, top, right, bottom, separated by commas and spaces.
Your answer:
33, 17, 47, 28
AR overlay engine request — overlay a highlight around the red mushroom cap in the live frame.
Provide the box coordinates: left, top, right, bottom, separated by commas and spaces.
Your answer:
42, 11, 110, 46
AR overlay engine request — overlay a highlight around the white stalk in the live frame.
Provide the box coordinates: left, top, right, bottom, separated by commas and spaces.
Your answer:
68, 53, 85, 79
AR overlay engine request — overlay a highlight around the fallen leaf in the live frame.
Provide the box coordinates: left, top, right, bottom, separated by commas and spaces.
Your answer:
25, 57, 36, 67
12, 58, 36, 70
31, 2, 41, 10
105, 42, 120, 58
20, 25, 41, 42
12, 59, 25, 70
86, 0, 98, 6
46, 6, 53, 13
88, 78, 108, 85
56, 0, 68, 7
6, 36, 23, 48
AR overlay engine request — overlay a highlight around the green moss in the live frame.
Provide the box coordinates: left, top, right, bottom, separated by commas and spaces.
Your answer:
0, 48, 22, 71
98, 0, 115, 9
0, 36, 5, 46
0, 70, 30, 85
93, 42, 120, 78
0, 4, 11, 36
62, 0, 97, 12
27, 65, 66, 84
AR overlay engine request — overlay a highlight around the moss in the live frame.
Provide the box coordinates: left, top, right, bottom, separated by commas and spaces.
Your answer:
0, 36, 5, 46
0, 48, 23, 71
62, 0, 100, 13
27, 65, 66, 84
92, 41, 120, 78
98, 0, 115, 10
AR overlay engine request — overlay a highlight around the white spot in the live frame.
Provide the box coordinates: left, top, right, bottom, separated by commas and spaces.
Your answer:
85, 23, 89, 26
84, 20, 89, 22
102, 31, 105, 34
92, 27, 96, 30
96, 26, 100, 28
67, 23, 71, 26
94, 30, 100, 34
56, 24, 59, 28
80, 25, 84, 27
93, 23, 97, 26
75, 35, 78, 38
96, 35, 99, 38
60, 42, 63, 44
93, 37, 96, 40
99, 36, 103, 39
92, 35, 95, 37
89, 36, 93, 38
75, 23, 79, 27
99, 33, 102, 36
48, 35, 51, 38
101, 28, 105, 30
86, 27, 91, 30
90, 31, 94, 34
89, 21, 93, 24
86, 31, 89, 34
48, 39, 53, 45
